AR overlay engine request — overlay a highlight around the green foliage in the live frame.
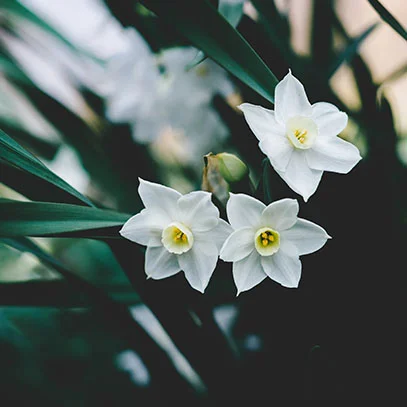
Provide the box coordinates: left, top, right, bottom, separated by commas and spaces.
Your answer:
0, 0, 404, 405
141, 0, 278, 103
0, 129, 94, 206
0, 200, 129, 238
368, 0, 407, 41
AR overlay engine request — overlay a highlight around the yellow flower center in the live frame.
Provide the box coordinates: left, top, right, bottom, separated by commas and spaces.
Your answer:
254, 227, 280, 256
286, 116, 318, 150
162, 222, 194, 254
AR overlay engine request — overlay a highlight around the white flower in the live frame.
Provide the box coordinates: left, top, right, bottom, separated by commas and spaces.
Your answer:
239, 71, 362, 201
120, 179, 232, 293
220, 193, 330, 295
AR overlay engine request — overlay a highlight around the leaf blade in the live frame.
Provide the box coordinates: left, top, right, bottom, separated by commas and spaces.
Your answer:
368, 0, 407, 41
0, 200, 130, 237
141, 0, 278, 102
0, 129, 94, 206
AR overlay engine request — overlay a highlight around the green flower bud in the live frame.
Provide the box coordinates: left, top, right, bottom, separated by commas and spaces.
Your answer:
216, 152, 248, 183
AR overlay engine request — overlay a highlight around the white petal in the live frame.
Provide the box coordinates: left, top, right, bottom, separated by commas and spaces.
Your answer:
138, 178, 180, 220
233, 250, 267, 295
279, 239, 300, 258
274, 71, 312, 123
260, 199, 299, 231
145, 246, 181, 280
276, 150, 323, 202
261, 251, 301, 288
177, 191, 219, 232
280, 218, 330, 255
119, 209, 165, 247
226, 193, 264, 229
313, 109, 348, 138
306, 136, 362, 173
238, 103, 285, 142
220, 227, 254, 262
178, 241, 218, 293
195, 218, 233, 251
258, 137, 293, 172
311, 101, 339, 118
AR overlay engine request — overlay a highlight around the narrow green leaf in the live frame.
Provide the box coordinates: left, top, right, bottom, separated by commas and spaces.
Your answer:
0, 129, 94, 206
0, 237, 140, 306
368, 0, 407, 41
187, 0, 244, 69
0, 200, 130, 237
218, 1, 244, 29
141, 0, 278, 102
328, 23, 379, 79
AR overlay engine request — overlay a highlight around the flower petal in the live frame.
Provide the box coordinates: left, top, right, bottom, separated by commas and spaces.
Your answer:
260, 198, 299, 231
306, 136, 362, 173
238, 103, 285, 142
195, 218, 233, 251
226, 193, 265, 229
276, 150, 323, 202
311, 101, 339, 118
145, 246, 181, 279
274, 71, 312, 123
119, 209, 165, 247
177, 191, 219, 232
313, 108, 348, 138
261, 251, 301, 288
280, 218, 330, 255
258, 137, 293, 172
220, 227, 254, 262
138, 178, 180, 220
178, 241, 218, 293
233, 250, 267, 295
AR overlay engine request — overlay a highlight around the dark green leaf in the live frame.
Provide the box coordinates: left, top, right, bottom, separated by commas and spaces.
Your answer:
368, 0, 407, 41
141, 0, 278, 102
0, 128, 93, 206
328, 23, 379, 79
186, 1, 244, 69
0, 200, 130, 237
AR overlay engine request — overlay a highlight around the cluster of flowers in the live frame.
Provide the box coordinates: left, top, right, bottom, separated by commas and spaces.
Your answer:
105, 28, 235, 166
120, 72, 361, 295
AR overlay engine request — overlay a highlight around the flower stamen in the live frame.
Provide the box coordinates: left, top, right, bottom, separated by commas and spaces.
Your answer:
162, 222, 194, 254
255, 227, 280, 256
286, 116, 317, 150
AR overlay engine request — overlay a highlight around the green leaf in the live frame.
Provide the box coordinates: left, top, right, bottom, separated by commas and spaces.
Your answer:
327, 23, 379, 79
0, 200, 130, 238
186, 0, 244, 69
218, 0, 244, 29
368, 0, 407, 41
0, 128, 94, 206
0, 237, 140, 306
141, 0, 278, 103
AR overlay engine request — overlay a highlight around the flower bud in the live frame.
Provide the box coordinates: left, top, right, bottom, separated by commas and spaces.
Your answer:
216, 152, 248, 183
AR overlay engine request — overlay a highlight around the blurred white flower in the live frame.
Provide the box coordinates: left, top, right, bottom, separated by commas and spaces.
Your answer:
104, 28, 160, 123
47, 145, 90, 194
105, 33, 233, 160
120, 179, 232, 293
239, 71, 362, 201
220, 193, 330, 294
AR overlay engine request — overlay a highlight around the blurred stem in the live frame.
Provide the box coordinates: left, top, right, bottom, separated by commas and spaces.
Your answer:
108, 239, 239, 404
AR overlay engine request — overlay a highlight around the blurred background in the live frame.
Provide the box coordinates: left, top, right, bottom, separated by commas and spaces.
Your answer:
0, 0, 405, 406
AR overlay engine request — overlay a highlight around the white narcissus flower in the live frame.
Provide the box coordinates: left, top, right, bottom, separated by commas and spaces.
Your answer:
239, 71, 362, 201
220, 193, 330, 295
120, 179, 232, 293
